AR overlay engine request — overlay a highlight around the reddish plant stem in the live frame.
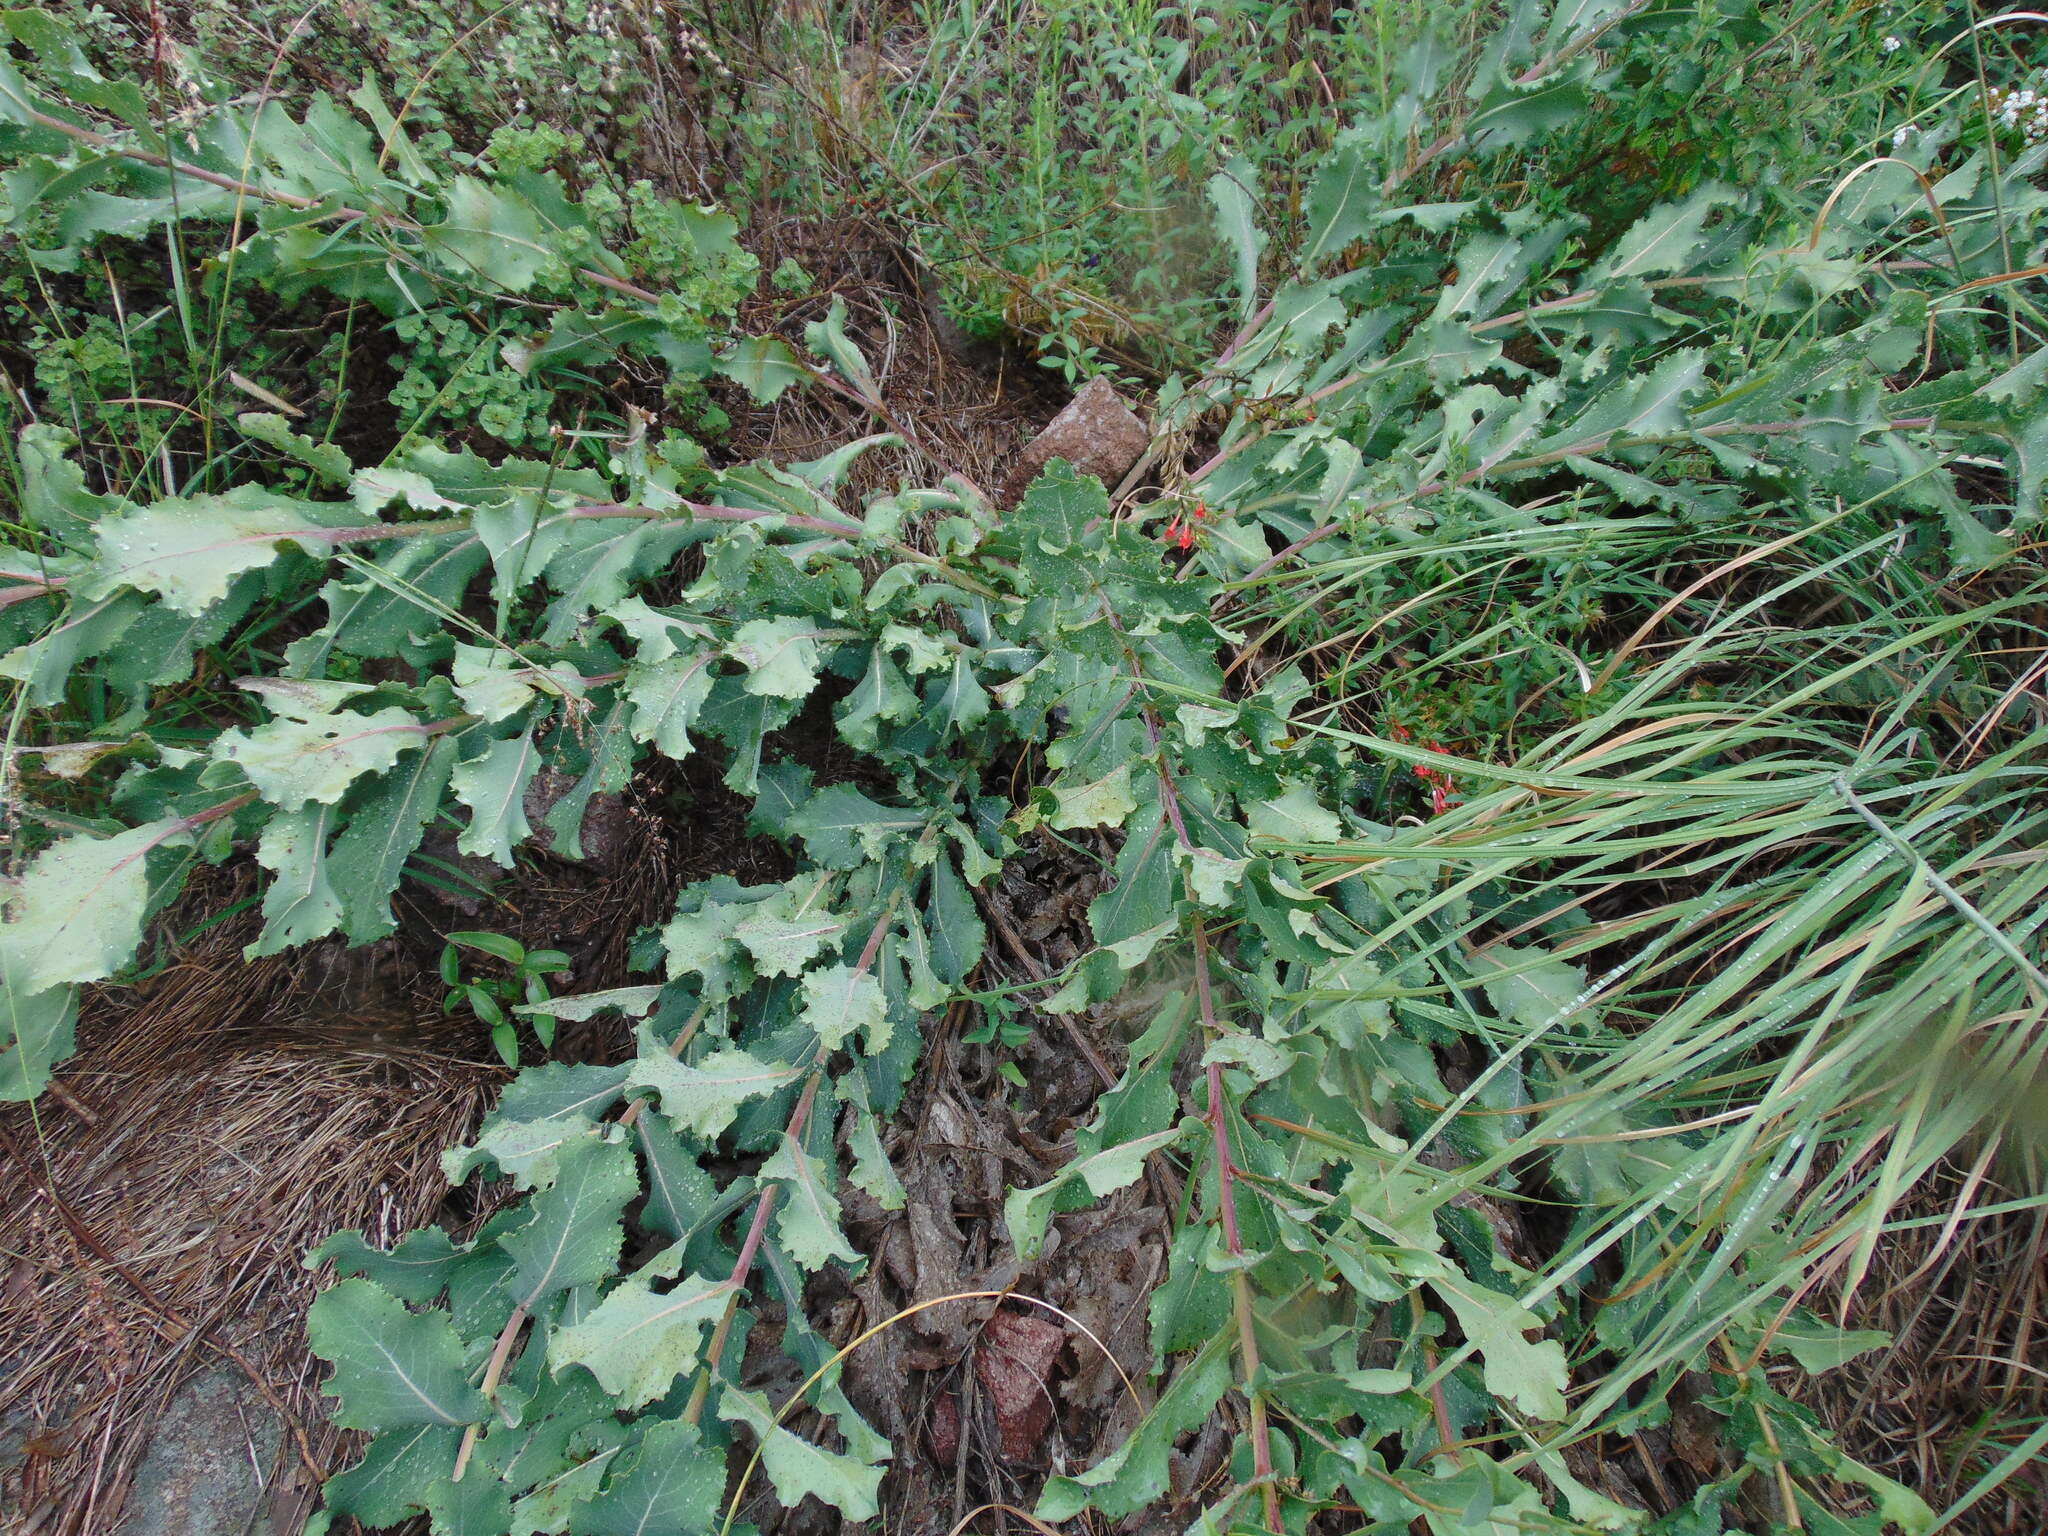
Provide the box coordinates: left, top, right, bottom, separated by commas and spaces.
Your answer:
684, 1069, 823, 1426
1414, 1294, 1462, 1468
680, 885, 906, 1423
452, 1300, 529, 1480
1192, 919, 1281, 1533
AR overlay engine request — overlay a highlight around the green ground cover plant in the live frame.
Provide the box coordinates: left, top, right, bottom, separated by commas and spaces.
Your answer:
2, 2, 2046, 1534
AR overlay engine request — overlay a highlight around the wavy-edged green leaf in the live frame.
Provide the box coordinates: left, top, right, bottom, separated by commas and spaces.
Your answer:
571, 1415, 724, 1536
80, 491, 338, 614
453, 730, 541, 867
550, 1269, 730, 1409
760, 1133, 858, 1271
307, 1279, 488, 1430
0, 817, 188, 991
717, 1386, 886, 1522
216, 705, 428, 814
628, 1042, 800, 1140
499, 1134, 638, 1308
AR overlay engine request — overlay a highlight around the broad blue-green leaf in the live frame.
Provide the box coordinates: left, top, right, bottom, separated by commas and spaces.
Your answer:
474, 496, 574, 609
1478, 945, 1591, 1029
80, 491, 335, 613
15, 421, 117, 543
785, 784, 921, 869
312, 1227, 469, 1305
550, 1270, 730, 1409
1148, 1225, 1232, 1362
508, 1453, 616, 1536
0, 817, 187, 991
1542, 347, 1707, 451
540, 692, 636, 860
628, 1043, 800, 1139
0, 969, 77, 1102
328, 736, 458, 943
452, 643, 562, 723
216, 705, 427, 813
625, 652, 717, 759
804, 295, 882, 405
1597, 183, 1740, 280
1300, 130, 1380, 266
926, 854, 984, 986
733, 889, 847, 976
237, 410, 352, 484
287, 533, 488, 669
572, 1416, 723, 1536
799, 963, 889, 1053
928, 653, 990, 736
717, 337, 807, 404
1246, 783, 1343, 845
423, 176, 552, 291
0, 592, 143, 707
1050, 764, 1136, 830
1774, 1316, 1891, 1374
760, 1133, 858, 1270
423, 1472, 514, 1535
1088, 810, 1175, 951
844, 1097, 906, 1211
498, 1060, 634, 1123
499, 1135, 638, 1308
1430, 1274, 1568, 1420
727, 617, 823, 699
444, 1116, 597, 1192
307, 1279, 488, 1429
249, 804, 344, 956
452, 731, 541, 867
1038, 1335, 1231, 1519
1006, 1126, 1184, 1259
635, 1115, 721, 1242
836, 645, 918, 752
1207, 156, 1264, 320
319, 1425, 462, 1527
1466, 57, 1594, 150
717, 1386, 886, 1521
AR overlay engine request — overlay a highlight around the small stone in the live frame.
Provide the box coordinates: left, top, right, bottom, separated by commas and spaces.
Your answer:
999, 378, 1150, 507
121, 1367, 279, 1536
973, 1308, 1066, 1462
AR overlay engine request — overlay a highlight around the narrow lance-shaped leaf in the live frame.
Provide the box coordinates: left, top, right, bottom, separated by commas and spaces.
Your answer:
328, 736, 459, 944
1207, 156, 1265, 320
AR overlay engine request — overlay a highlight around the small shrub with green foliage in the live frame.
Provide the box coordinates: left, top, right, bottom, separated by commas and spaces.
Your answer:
4, 3, 2048, 1535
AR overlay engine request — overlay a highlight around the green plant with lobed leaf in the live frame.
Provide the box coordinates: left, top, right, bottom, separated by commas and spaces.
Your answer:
4, 3, 2048, 1535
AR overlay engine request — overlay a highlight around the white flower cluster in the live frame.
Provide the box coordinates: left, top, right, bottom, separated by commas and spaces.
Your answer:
1883, 35, 1903, 53
1992, 78, 2048, 143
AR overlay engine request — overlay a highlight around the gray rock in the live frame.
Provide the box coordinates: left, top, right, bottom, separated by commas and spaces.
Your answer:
999, 377, 1150, 507
121, 1368, 279, 1536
